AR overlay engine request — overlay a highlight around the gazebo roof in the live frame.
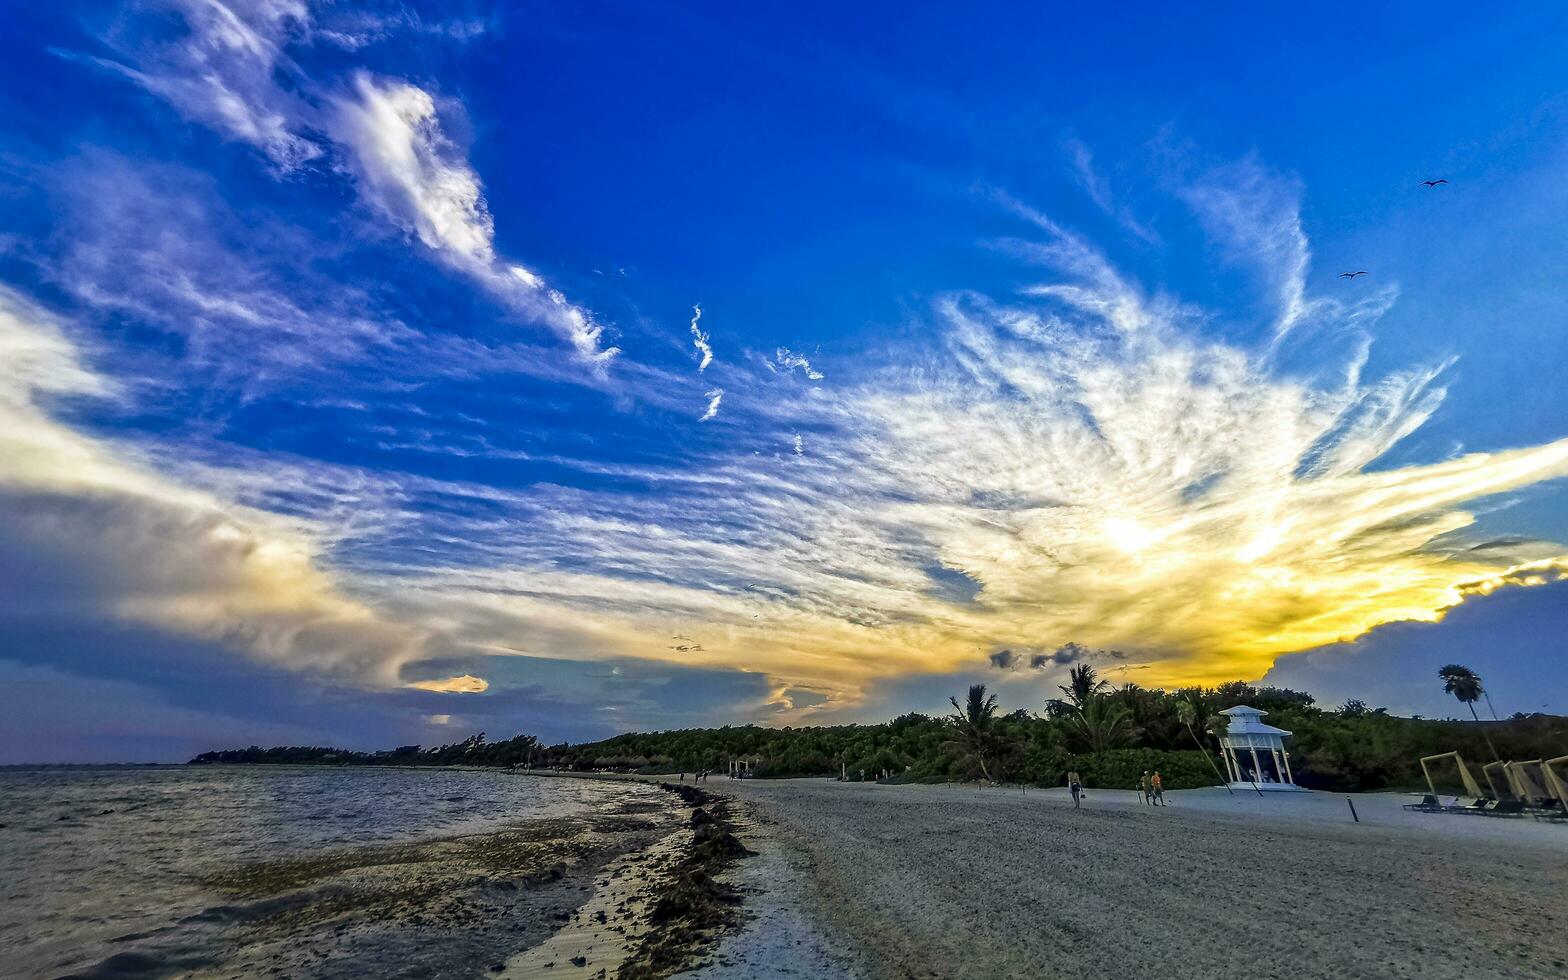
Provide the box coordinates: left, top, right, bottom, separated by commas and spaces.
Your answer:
1219, 705, 1292, 737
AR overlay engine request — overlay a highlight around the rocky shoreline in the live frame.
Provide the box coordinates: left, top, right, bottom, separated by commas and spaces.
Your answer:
617, 783, 756, 977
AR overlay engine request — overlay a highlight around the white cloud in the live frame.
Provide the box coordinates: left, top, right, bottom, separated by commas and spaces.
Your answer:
47, 156, 422, 387
92, 0, 318, 169
330, 74, 495, 264
772, 347, 824, 381
689, 304, 713, 372
700, 387, 724, 421
326, 72, 618, 366
77, 5, 619, 368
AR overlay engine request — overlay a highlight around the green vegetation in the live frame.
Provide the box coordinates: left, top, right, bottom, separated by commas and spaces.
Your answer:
191, 731, 545, 768
193, 667, 1568, 792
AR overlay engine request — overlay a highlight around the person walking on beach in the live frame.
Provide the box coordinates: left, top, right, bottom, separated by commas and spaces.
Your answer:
1151, 771, 1165, 806
1139, 770, 1153, 805
1067, 770, 1083, 808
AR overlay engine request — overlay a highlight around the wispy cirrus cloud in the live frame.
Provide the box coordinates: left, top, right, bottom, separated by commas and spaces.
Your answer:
275, 162, 1565, 708
1065, 137, 1158, 245
75, 0, 618, 366
84, 0, 319, 169
1181, 158, 1323, 345
41, 155, 416, 387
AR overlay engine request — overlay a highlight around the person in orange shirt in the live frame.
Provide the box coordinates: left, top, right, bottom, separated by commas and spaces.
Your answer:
1151, 771, 1166, 806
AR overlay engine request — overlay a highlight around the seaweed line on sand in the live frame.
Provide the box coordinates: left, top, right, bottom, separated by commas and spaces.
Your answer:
616, 782, 756, 979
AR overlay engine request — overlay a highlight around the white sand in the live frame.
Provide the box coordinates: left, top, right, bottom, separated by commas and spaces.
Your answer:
692, 778, 1567, 980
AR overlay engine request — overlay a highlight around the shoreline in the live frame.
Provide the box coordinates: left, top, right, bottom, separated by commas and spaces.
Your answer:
494, 781, 759, 979
42, 775, 692, 980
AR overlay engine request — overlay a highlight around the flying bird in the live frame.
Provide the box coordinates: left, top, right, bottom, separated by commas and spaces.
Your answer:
1339, 271, 1368, 279
1419, 179, 1449, 188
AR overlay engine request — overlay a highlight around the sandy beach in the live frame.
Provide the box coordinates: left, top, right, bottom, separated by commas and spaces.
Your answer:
679, 778, 1568, 980
12, 765, 1563, 979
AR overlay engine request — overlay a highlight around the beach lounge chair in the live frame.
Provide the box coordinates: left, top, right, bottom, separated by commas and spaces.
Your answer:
1402, 794, 1441, 812
1531, 800, 1568, 823
1442, 797, 1490, 814
1484, 800, 1525, 817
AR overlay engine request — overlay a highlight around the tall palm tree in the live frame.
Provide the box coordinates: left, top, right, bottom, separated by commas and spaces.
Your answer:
1176, 699, 1233, 794
1439, 665, 1484, 720
1439, 664, 1500, 760
946, 684, 999, 782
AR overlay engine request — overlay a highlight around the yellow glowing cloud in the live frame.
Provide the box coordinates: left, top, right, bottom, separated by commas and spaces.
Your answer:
407, 674, 489, 694
388, 183, 1568, 710
0, 288, 428, 686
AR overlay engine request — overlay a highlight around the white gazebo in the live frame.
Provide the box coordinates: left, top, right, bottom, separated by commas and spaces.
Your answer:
1217, 706, 1304, 792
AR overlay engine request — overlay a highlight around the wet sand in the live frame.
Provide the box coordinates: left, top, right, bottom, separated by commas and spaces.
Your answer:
38, 771, 760, 980
701, 779, 1568, 980
59, 783, 685, 980
501, 782, 757, 979
676, 802, 861, 980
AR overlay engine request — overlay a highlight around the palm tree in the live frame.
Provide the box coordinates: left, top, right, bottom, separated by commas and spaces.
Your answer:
1439, 664, 1500, 760
1059, 663, 1109, 709
946, 684, 999, 782
1064, 696, 1140, 752
1176, 699, 1233, 794
1439, 665, 1484, 720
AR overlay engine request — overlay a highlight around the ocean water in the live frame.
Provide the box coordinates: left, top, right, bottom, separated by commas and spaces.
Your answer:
0, 765, 642, 978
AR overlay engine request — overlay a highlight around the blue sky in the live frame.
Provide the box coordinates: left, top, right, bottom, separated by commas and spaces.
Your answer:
2, 1, 1567, 762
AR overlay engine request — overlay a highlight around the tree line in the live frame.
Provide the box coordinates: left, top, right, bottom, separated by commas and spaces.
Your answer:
191, 665, 1568, 793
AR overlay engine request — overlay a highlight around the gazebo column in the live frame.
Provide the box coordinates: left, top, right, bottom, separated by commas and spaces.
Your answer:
1224, 746, 1239, 783
1249, 746, 1263, 784
1281, 750, 1295, 785
1271, 749, 1283, 783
